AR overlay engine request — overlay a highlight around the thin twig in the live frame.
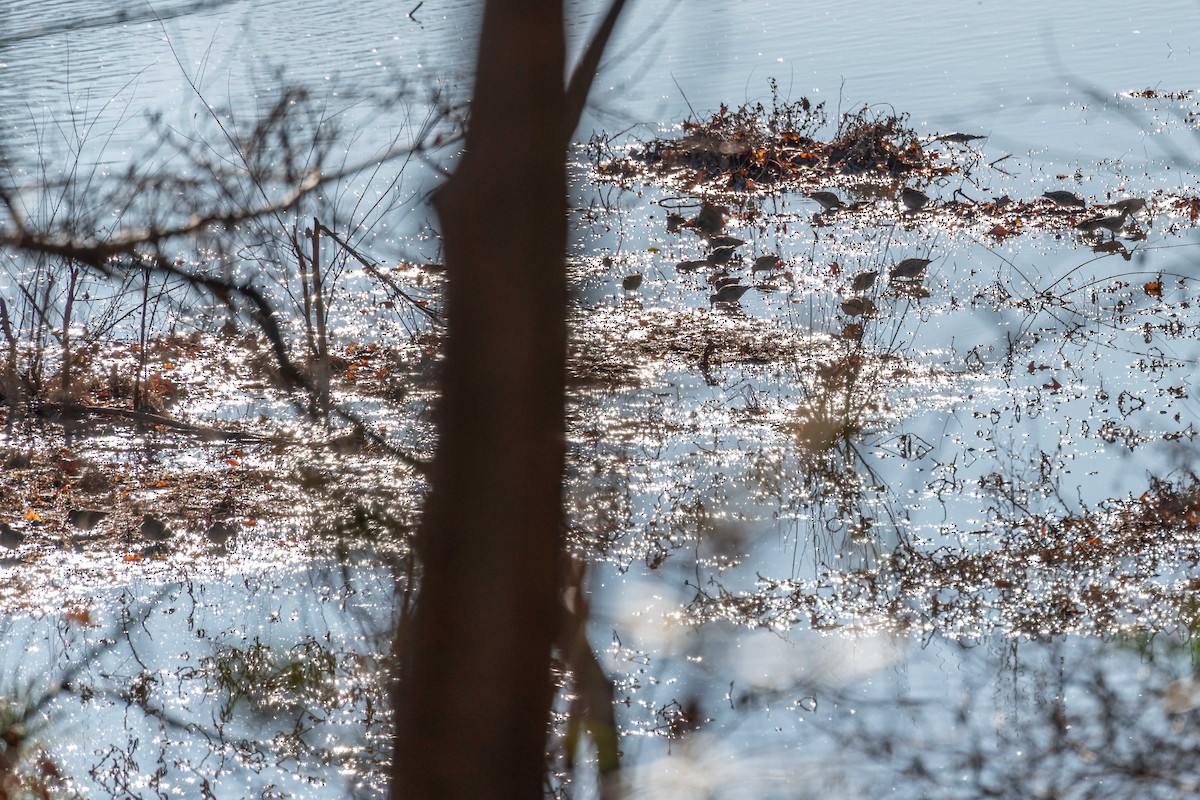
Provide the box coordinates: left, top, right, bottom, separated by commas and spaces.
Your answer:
316, 223, 442, 325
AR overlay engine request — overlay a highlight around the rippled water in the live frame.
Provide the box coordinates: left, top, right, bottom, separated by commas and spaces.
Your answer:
5, 1, 1200, 798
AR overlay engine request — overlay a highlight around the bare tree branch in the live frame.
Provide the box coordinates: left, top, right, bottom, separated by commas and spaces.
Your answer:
0, 0, 240, 47
564, 0, 630, 141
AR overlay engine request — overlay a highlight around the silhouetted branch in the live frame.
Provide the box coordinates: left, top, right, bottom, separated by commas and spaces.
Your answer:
0, 0, 239, 47
564, 0, 630, 142
316, 223, 442, 325
0, 172, 319, 263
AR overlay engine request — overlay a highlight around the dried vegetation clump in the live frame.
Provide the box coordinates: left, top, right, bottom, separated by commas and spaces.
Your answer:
597, 81, 946, 193
823, 105, 929, 177
688, 473, 1200, 638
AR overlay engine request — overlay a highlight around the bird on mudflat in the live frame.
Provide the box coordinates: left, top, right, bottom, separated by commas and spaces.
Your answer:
67, 509, 108, 530
889, 258, 932, 282
1043, 190, 1087, 208
840, 297, 877, 318
708, 272, 741, 290
1102, 197, 1147, 215
1091, 239, 1132, 261
688, 202, 727, 237
753, 254, 783, 272
205, 520, 236, 548
707, 234, 746, 249
707, 245, 740, 265
140, 514, 173, 542
808, 191, 845, 212
1075, 208, 1128, 237
622, 273, 643, 292
900, 187, 930, 213
850, 271, 879, 293
709, 284, 752, 305
0, 522, 23, 550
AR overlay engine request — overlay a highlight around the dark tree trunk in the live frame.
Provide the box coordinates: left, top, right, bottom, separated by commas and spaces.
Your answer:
392, 1, 627, 796
393, 2, 569, 798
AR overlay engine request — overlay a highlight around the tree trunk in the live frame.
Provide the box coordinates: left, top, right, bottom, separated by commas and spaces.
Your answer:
393, 1, 570, 797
